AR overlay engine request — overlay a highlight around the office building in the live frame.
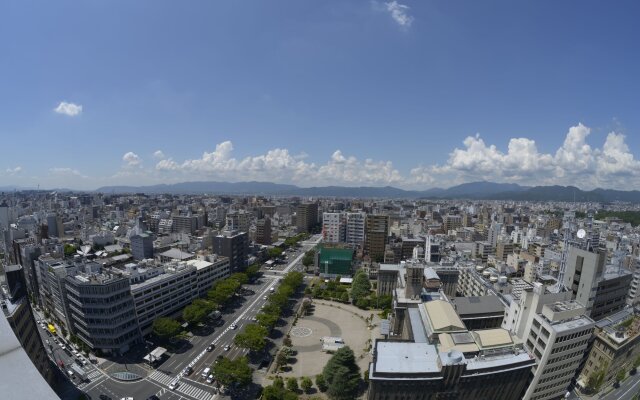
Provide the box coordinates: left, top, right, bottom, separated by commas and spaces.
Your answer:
129, 262, 198, 335
173, 214, 198, 234
578, 309, 640, 391
322, 212, 346, 243
65, 271, 141, 355
296, 202, 318, 233
255, 218, 272, 245
563, 246, 631, 320
365, 214, 389, 261
212, 230, 248, 272
522, 301, 595, 400
225, 210, 250, 233
425, 235, 441, 262
131, 233, 154, 260
368, 299, 535, 400
1, 265, 57, 386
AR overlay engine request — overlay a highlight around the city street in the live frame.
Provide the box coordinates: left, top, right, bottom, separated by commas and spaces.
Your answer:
41, 234, 322, 400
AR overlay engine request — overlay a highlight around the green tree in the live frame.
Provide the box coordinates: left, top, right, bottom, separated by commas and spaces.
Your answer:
183, 304, 208, 325
586, 366, 607, 393
350, 270, 371, 304
340, 292, 349, 303
152, 317, 181, 340
300, 376, 313, 393
268, 247, 284, 259
234, 323, 268, 352
322, 346, 360, 400
355, 297, 370, 309
276, 351, 288, 370
212, 356, 252, 387
302, 250, 316, 267
286, 377, 299, 392
616, 369, 626, 383
230, 272, 249, 285
64, 244, 77, 257
256, 312, 279, 329
246, 264, 261, 279
315, 374, 328, 392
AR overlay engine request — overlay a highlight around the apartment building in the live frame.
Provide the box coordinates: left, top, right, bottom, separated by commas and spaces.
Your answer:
296, 202, 318, 233
346, 211, 366, 246
365, 214, 389, 261
322, 212, 346, 243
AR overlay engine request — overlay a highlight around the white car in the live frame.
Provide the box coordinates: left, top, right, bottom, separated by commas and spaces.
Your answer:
230, 324, 237, 330
72, 349, 79, 355
169, 381, 179, 390
223, 345, 230, 351
60, 345, 66, 350
206, 374, 214, 384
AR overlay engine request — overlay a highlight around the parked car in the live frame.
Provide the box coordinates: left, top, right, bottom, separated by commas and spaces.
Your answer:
206, 374, 214, 384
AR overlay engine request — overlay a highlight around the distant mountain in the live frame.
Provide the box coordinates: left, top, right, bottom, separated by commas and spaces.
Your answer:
94, 180, 640, 202
96, 181, 298, 195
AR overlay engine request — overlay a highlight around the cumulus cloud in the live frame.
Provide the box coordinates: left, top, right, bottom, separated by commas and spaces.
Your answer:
411, 123, 640, 189
114, 123, 640, 190
155, 141, 401, 186
6, 166, 22, 175
383, 1, 414, 28
54, 101, 83, 116
123, 152, 142, 167
153, 150, 166, 159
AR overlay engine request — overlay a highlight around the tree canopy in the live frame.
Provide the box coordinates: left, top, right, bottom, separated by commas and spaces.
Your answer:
183, 304, 208, 325
152, 317, 182, 340
350, 270, 371, 304
234, 323, 269, 352
212, 356, 253, 387
322, 346, 360, 400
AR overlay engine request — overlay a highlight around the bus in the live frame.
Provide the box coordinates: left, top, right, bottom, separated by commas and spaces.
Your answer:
47, 324, 57, 335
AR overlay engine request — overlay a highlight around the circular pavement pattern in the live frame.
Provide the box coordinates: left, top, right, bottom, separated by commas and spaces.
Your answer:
290, 326, 313, 338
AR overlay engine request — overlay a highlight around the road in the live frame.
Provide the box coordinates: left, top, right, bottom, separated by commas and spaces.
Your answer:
76, 234, 321, 400
602, 373, 640, 400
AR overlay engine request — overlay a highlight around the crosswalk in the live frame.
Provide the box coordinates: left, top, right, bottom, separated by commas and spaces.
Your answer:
149, 371, 216, 400
86, 369, 103, 380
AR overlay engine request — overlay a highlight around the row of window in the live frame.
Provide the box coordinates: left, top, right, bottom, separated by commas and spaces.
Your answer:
551, 338, 588, 354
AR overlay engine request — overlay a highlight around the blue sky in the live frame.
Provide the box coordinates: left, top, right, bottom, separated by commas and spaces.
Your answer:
1, 0, 639, 190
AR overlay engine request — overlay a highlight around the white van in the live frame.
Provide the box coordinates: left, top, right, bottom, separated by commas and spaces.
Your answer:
201, 367, 211, 378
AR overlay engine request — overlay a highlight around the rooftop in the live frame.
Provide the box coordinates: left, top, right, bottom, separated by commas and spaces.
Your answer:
450, 296, 505, 316
375, 342, 440, 374
423, 300, 466, 333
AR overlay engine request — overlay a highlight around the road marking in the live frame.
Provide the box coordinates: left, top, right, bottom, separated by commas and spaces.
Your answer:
614, 376, 640, 400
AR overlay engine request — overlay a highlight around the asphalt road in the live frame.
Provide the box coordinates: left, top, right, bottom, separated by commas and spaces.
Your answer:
602, 373, 640, 400
77, 234, 322, 400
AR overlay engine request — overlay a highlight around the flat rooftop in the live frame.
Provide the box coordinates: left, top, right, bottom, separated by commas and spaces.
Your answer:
450, 296, 505, 316
375, 342, 440, 374
423, 300, 466, 333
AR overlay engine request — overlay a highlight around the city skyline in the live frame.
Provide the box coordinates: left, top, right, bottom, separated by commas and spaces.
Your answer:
2, 1, 640, 190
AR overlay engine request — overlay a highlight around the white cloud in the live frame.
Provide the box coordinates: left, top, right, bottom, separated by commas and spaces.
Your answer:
6, 166, 22, 175
384, 1, 414, 28
54, 101, 83, 116
49, 167, 87, 178
153, 150, 166, 159
123, 152, 142, 167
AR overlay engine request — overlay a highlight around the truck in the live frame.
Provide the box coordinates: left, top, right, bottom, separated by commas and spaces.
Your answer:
71, 363, 88, 382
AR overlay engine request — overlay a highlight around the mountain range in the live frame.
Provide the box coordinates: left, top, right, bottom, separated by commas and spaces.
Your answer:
95, 181, 640, 202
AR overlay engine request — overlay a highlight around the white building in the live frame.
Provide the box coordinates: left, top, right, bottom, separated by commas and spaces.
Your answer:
322, 212, 346, 243
346, 212, 366, 246
522, 301, 595, 400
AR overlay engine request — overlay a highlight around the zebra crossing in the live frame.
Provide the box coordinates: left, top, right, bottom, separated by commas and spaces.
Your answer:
86, 369, 103, 380
148, 371, 216, 400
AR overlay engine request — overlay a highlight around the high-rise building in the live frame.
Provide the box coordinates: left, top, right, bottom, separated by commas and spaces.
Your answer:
65, 272, 141, 355
322, 212, 346, 243
173, 214, 198, 234
46, 214, 63, 238
346, 212, 366, 246
522, 301, 595, 400
212, 230, 249, 272
563, 246, 631, 320
255, 218, 272, 245
365, 214, 389, 261
425, 235, 441, 262
1, 265, 57, 386
296, 202, 318, 233
225, 210, 251, 233
130, 233, 154, 260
